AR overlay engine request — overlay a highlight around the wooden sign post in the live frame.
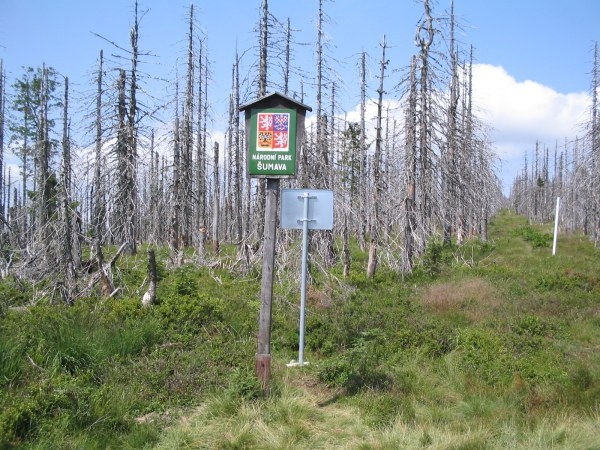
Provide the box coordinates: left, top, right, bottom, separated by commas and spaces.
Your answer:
239, 92, 311, 390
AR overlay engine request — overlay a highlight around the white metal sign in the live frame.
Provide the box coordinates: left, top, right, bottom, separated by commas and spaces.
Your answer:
281, 189, 334, 367
280, 189, 334, 230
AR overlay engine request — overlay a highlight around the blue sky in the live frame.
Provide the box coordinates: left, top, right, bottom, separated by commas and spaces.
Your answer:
1, 0, 599, 192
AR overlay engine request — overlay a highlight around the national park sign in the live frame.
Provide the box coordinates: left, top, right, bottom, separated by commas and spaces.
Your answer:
248, 108, 297, 176
240, 92, 312, 179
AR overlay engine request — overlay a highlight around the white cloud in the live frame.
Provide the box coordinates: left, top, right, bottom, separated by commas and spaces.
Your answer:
471, 64, 590, 192
472, 64, 589, 157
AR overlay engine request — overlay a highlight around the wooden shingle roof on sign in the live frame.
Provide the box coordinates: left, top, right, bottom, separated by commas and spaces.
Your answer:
239, 91, 312, 113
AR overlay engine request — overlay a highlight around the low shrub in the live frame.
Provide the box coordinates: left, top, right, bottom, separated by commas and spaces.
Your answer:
0, 276, 31, 311
227, 366, 265, 401
454, 328, 513, 386
512, 225, 552, 248
318, 331, 393, 394
155, 292, 225, 336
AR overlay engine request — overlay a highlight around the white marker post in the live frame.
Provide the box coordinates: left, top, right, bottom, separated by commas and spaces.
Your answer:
281, 189, 334, 367
552, 197, 560, 256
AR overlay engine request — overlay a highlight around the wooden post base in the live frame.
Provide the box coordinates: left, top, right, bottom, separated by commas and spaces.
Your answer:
255, 353, 271, 391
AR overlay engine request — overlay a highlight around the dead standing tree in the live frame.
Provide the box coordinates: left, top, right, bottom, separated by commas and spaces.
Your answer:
91, 50, 107, 246
181, 4, 196, 249
96, 0, 145, 256
359, 52, 368, 250
0, 60, 4, 224
403, 56, 418, 272
402, 0, 450, 271
367, 36, 388, 279
441, 1, 460, 245
196, 45, 209, 264
251, 0, 270, 246
367, 35, 389, 278
123, 1, 140, 256
170, 81, 183, 266
399, 0, 439, 274
590, 42, 600, 245
314, 0, 336, 265
58, 76, 77, 303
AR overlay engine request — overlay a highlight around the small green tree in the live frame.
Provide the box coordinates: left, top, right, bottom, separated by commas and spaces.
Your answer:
8, 66, 61, 243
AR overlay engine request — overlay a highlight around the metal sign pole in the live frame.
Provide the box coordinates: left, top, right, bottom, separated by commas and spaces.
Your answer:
298, 192, 313, 366
281, 188, 333, 369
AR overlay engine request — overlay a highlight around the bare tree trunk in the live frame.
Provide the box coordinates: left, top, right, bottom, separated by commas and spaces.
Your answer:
367, 36, 387, 279
195, 44, 207, 264
253, 0, 269, 245
417, 0, 435, 229
403, 56, 418, 273
342, 216, 350, 278
170, 84, 183, 266
232, 54, 243, 253
259, 0, 268, 96
226, 90, 234, 242
124, 0, 140, 255
60, 77, 76, 304
115, 69, 129, 247
0, 59, 4, 222
212, 142, 220, 254
93, 51, 106, 244
315, 0, 328, 189
443, 2, 460, 245
284, 18, 291, 95
35, 65, 53, 269
142, 249, 157, 307
591, 42, 600, 245
182, 3, 195, 248
147, 131, 158, 244
358, 52, 367, 250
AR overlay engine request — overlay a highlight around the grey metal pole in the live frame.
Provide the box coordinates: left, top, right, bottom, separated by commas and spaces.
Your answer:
298, 192, 310, 365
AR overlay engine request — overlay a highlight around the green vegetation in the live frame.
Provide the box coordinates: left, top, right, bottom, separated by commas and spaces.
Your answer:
1, 210, 599, 449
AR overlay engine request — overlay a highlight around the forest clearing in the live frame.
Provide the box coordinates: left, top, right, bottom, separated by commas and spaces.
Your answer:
1, 0, 600, 447
1, 211, 599, 448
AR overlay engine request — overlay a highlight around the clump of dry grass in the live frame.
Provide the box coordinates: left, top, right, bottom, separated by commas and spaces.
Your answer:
152, 378, 600, 450
421, 278, 502, 322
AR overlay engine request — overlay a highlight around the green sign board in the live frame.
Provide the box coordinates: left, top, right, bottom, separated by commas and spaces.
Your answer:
248, 108, 297, 177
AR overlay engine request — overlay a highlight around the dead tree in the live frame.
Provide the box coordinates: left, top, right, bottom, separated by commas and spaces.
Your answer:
87, 242, 129, 298
403, 56, 418, 272
170, 81, 183, 267
212, 141, 220, 254
591, 42, 600, 244
125, 0, 140, 255
442, 1, 460, 245
59, 77, 76, 304
358, 51, 368, 250
114, 69, 130, 248
141, 249, 157, 307
195, 45, 208, 264
35, 65, 54, 258
367, 36, 388, 278
92, 50, 106, 245
181, 4, 195, 247
0, 59, 4, 221
252, 0, 270, 245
